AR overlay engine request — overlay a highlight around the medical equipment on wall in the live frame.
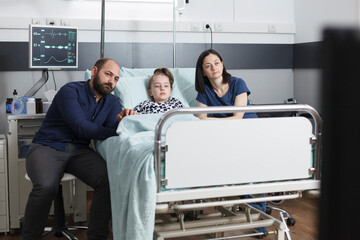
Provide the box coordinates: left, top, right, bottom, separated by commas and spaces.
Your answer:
22, 24, 79, 103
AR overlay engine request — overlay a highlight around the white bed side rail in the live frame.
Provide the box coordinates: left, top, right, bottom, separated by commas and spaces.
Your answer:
154, 104, 322, 193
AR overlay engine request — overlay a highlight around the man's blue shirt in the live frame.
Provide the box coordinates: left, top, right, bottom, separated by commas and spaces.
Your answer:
33, 80, 122, 151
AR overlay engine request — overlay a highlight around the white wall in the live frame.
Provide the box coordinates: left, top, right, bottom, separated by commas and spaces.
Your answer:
0, 0, 295, 43
293, 69, 321, 111
0, 0, 173, 21
293, 0, 359, 113
0, 0, 296, 133
294, 0, 359, 43
229, 69, 294, 104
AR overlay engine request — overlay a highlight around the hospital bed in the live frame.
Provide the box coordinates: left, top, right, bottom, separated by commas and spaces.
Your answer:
153, 104, 321, 240
96, 68, 322, 240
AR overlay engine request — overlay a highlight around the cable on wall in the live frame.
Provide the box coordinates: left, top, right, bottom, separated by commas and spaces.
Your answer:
205, 24, 213, 49
51, 71, 57, 91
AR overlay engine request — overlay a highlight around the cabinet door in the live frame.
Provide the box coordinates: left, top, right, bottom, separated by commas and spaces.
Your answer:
0, 188, 5, 202
0, 159, 4, 173
0, 216, 7, 230
17, 119, 43, 136
0, 173, 5, 188
0, 144, 4, 159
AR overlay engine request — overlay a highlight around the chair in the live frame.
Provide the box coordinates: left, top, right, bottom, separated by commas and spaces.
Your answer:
25, 173, 88, 240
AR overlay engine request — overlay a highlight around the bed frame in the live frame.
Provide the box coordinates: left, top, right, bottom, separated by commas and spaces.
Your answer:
153, 104, 321, 240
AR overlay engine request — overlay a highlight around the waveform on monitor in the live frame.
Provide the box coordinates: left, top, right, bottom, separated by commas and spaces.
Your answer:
45, 45, 69, 50
44, 29, 68, 39
44, 56, 71, 64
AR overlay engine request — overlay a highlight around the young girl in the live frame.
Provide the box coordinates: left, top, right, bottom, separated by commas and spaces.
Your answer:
133, 67, 184, 114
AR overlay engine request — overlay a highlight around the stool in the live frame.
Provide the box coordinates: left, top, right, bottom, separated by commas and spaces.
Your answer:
25, 173, 88, 240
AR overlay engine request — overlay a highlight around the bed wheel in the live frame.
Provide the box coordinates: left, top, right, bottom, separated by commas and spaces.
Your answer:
268, 192, 286, 205
270, 199, 284, 205
265, 207, 272, 215
184, 211, 199, 221
287, 217, 296, 226
9, 229, 16, 236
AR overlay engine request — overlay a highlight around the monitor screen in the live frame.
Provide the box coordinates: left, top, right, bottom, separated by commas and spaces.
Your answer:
29, 25, 78, 69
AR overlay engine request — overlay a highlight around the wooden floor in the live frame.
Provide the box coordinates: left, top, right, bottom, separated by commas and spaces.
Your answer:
0, 193, 319, 240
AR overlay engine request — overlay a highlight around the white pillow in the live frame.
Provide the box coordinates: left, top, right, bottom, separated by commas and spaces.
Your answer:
120, 67, 154, 77
113, 75, 189, 109
175, 68, 197, 107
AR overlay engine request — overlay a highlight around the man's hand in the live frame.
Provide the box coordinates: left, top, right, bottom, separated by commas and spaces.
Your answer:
117, 109, 137, 121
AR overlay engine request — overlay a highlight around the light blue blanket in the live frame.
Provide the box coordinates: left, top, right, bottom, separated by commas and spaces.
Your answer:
96, 113, 198, 240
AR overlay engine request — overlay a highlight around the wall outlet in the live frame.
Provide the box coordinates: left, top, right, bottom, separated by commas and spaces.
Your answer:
203, 23, 214, 32
46, 18, 60, 26
32, 18, 44, 25
268, 24, 277, 33
191, 23, 201, 32
61, 19, 72, 26
214, 23, 224, 32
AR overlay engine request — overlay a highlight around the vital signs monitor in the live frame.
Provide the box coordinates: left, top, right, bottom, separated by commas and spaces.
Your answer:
29, 25, 78, 69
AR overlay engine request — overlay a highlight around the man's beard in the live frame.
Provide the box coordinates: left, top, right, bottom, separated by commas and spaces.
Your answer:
93, 73, 113, 96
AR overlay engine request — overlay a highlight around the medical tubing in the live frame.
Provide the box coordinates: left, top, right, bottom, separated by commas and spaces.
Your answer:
52, 70, 57, 91
154, 104, 322, 192
100, 0, 105, 58
173, 0, 176, 68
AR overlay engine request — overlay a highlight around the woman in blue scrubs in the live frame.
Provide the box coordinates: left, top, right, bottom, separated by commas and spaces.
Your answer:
195, 49, 266, 233
195, 49, 257, 119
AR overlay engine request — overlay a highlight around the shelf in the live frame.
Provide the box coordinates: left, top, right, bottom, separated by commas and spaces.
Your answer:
6, 113, 46, 120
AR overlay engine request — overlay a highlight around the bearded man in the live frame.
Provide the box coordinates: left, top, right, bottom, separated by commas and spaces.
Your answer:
22, 58, 135, 240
